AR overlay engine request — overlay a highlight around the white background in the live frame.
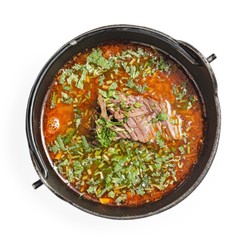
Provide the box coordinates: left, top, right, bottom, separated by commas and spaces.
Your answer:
1, 0, 239, 239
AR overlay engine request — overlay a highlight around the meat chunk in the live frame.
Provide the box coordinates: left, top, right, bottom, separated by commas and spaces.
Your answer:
97, 93, 182, 143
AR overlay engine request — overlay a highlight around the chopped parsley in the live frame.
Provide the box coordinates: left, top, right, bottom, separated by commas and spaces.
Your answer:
61, 92, 73, 104
87, 49, 112, 70
135, 83, 147, 93
56, 134, 66, 151
126, 79, 135, 88
157, 112, 168, 121
81, 136, 91, 152
109, 82, 118, 90
98, 75, 105, 86
95, 118, 119, 147
172, 82, 188, 101
178, 145, 186, 155
50, 92, 57, 109
98, 89, 108, 98
156, 132, 165, 148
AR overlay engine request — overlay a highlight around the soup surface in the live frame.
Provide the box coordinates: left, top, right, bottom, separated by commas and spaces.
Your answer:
43, 43, 204, 206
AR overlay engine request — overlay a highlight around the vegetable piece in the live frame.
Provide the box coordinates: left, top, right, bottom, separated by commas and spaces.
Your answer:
81, 136, 91, 152
61, 92, 73, 104
64, 128, 76, 144
56, 135, 65, 151
50, 92, 57, 109
67, 73, 78, 85
115, 194, 127, 204
98, 75, 105, 86
109, 82, 118, 90
76, 68, 87, 89
135, 83, 147, 93
98, 89, 108, 98
50, 144, 59, 155
156, 112, 168, 121
126, 79, 135, 89
136, 186, 145, 196
87, 48, 112, 70
179, 145, 185, 154
57, 159, 68, 174
156, 132, 165, 148
99, 198, 111, 204
95, 118, 118, 147
172, 82, 188, 101
108, 191, 115, 198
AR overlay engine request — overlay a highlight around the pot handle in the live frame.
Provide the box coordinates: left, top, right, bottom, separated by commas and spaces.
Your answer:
206, 53, 217, 63
177, 40, 217, 65
178, 40, 218, 93
175, 40, 199, 65
32, 179, 43, 189
30, 149, 48, 180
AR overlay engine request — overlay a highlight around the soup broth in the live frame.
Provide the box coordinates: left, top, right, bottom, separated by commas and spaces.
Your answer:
43, 43, 204, 206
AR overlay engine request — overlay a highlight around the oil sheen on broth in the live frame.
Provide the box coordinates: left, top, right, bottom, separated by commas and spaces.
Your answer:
43, 43, 204, 206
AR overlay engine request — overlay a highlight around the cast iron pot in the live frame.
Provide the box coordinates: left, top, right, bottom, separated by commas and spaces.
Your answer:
26, 25, 221, 219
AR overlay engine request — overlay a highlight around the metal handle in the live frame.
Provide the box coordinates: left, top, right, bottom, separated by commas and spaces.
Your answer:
177, 40, 217, 65
207, 54, 217, 63
32, 179, 43, 189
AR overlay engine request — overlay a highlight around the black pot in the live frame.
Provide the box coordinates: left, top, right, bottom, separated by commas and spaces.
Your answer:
26, 25, 221, 219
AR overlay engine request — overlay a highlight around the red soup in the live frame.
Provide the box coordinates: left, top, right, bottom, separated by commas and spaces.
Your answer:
42, 43, 204, 206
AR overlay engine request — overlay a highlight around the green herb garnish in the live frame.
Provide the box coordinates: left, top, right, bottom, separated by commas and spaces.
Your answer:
156, 132, 165, 148
56, 134, 66, 151
157, 112, 168, 121
87, 48, 112, 70
81, 135, 91, 152
95, 118, 119, 147
61, 92, 73, 104
178, 146, 185, 155
98, 75, 105, 86
50, 92, 57, 109
98, 89, 108, 98
135, 83, 147, 93
109, 82, 118, 90
126, 79, 135, 89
